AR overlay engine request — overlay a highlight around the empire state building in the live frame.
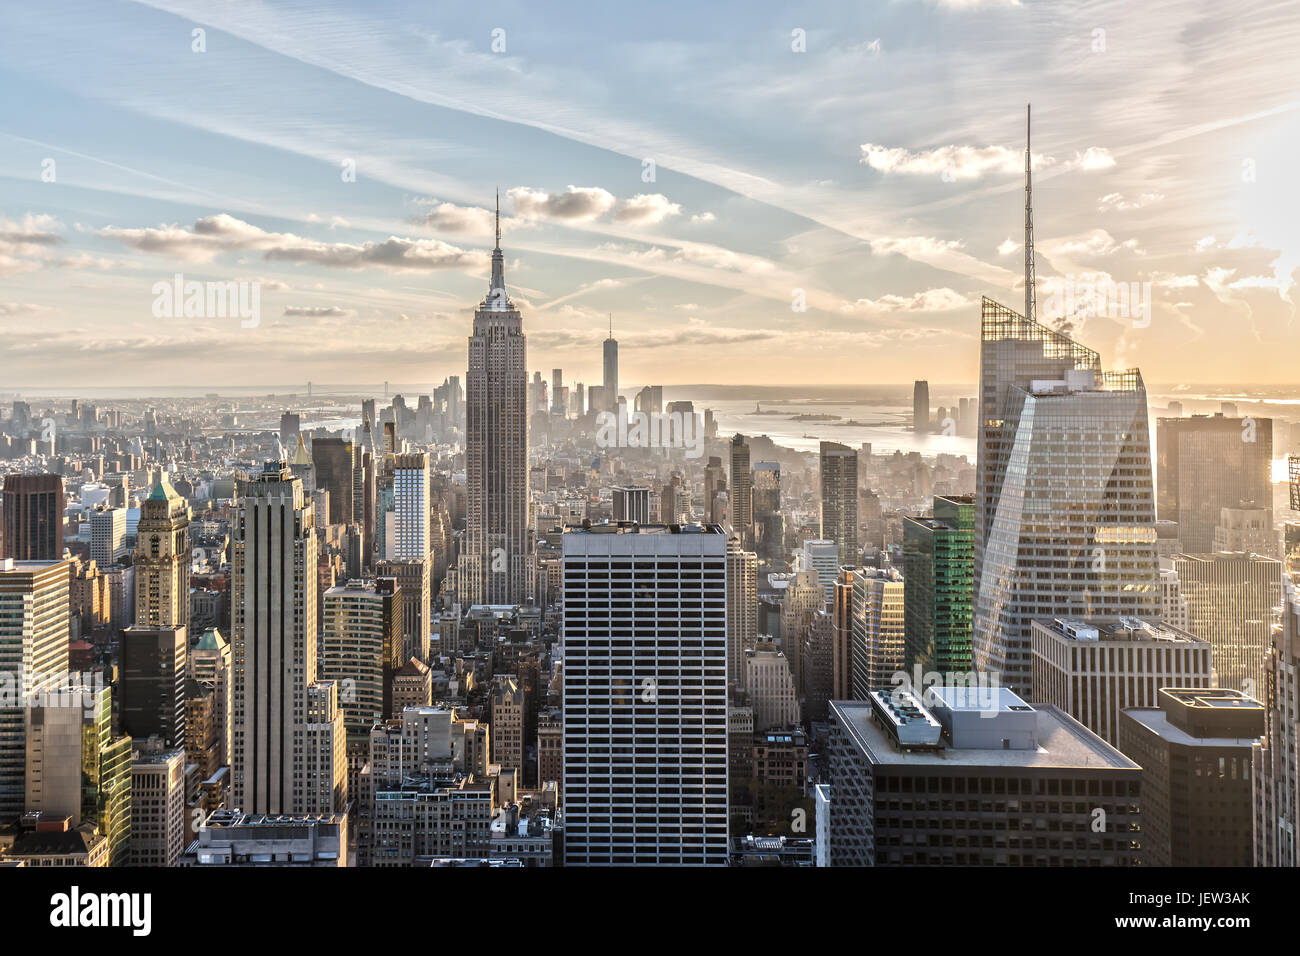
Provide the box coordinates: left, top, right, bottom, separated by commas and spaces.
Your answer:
464, 197, 530, 605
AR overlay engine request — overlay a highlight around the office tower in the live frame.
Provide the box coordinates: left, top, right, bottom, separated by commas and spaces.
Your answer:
603, 321, 619, 412
184, 678, 221, 779
120, 626, 186, 746
974, 299, 1158, 694
181, 809, 348, 867
80, 685, 133, 867
375, 559, 429, 665
1173, 552, 1282, 699
312, 436, 355, 526
751, 461, 783, 565
562, 524, 728, 865
703, 456, 725, 525
302, 681, 347, 814
490, 675, 525, 776
825, 688, 1143, 866
913, 380, 930, 434
2, 474, 62, 560
902, 494, 974, 675
1157, 414, 1273, 553
129, 744, 186, 867
190, 628, 231, 769
24, 685, 130, 866
726, 538, 757, 691
321, 578, 403, 745
1159, 562, 1190, 631
1119, 688, 1264, 866
745, 644, 800, 731
803, 610, 835, 721
0, 559, 70, 824
464, 202, 529, 607
279, 411, 300, 453
354, 441, 376, 570
1255, 576, 1300, 866
1030, 617, 1212, 746
551, 368, 564, 415
391, 453, 429, 560
392, 659, 433, 714
1154, 519, 1182, 556
799, 540, 839, 605
730, 435, 752, 545
851, 567, 905, 698
780, 569, 822, 695
134, 476, 190, 632
611, 486, 651, 524
231, 462, 344, 814
831, 566, 856, 700
1213, 506, 1275, 555
89, 506, 126, 567
820, 442, 859, 568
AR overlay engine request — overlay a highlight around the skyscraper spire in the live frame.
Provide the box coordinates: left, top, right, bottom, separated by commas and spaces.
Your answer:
1024, 103, 1037, 325
488, 188, 508, 305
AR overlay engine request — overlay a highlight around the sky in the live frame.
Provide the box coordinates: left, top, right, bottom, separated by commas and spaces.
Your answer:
1, 0, 1298, 390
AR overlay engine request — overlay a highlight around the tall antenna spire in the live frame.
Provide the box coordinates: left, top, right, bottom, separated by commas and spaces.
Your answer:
609, 313, 613, 338
1024, 103, 1037, 325
488, 188, 506, 301
495, 187, 501, 249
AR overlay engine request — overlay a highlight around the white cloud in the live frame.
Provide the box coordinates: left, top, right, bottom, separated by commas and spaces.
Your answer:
614, 193, 682, 225
508, 185, 615, 221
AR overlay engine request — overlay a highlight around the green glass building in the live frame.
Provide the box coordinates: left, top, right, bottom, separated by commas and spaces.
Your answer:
902, 495, 974, 676
81, 684, 133, 867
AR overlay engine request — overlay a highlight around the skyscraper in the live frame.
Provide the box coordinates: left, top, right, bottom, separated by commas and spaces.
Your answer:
819, 441, 858, 567
464, 198, 530, 606
119, 625, 186, 746
1157, 414, 1274, 553
89, 507, 126, 568
902, 494, 974, 676
2, 474, 63, 561
561, 524, 729, 865
973, 121, 1158, 693
0, 559, 70, 823
603, 318, 619, 412
851, 567, 906, 697
729, 434, 752, 546
726, 536, 757, 691
751, 461, 783, 566
321, 578, 403, 745
913, 380, 930, 435
312, 436, 355, 527
231, 462, 345, 814
134, 475, 190, 632
392, 453, 429, 561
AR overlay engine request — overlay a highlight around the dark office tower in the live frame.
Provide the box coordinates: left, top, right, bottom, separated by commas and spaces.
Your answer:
974, 298, 1158, 694
312, 436, 355, 526
278, 412, 300, 454
903, 494, 975, 675
819, 442, 859, 567
1156, 414, 1273, 553
120, 625, 186, 746
2, 474, 63, 560
134, 475, 190, 633
551, 369, 565, 414
353, 438, 375, 570
751, 462, 784, 566
361, 399, 376, 434
320, 577, 403, 744
1119, 687, 1264, 866
382, 421, 396, 456
603, 319, 619, 412
703, 457, 725, 524
464, 197, 529, 606
913, 381, 930, 435
730, 434, 752, 545
831, 567, 856, 700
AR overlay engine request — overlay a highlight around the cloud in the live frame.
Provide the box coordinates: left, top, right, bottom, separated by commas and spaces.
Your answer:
283, 305, 351, 317
997, 238, 1019, 256
1097, 191, 1163, 212
614, 193, 682, 225
417, 200, 495, 235
508, 185, 615, 221
841, 288, 970, 314
0, 302, 51, 317
0, 213, 62, 275
860, 142, 1114, 180
1067, 147, 1116, 171
690, 212, 716, 224
95, 213, 482, 272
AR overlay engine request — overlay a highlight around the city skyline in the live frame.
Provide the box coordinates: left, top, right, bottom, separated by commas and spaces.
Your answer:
2, 0, 1298, 388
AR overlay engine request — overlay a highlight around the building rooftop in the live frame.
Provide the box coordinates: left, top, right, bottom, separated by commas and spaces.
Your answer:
1122, 706, 1264, 748
1033, 616, 1205, 646
831, 698, 1138, 771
